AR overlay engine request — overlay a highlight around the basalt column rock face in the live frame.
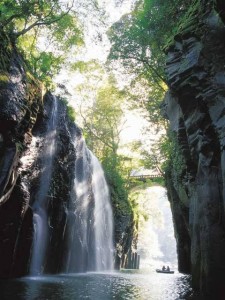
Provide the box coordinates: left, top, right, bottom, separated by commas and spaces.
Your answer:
114, 210, 137, 269
0, 30, 42, 278
164, 0, 225, 298
25, 93, 78, 274
0, 31, 132, 278
0, 30, 78, 277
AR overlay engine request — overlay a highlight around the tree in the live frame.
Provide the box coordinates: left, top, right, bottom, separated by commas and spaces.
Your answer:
108, 0, 191, 125
80, 77, 125, 159
107, 0, 192, 177
0, 1, 76, 38
0, 0, 84, 87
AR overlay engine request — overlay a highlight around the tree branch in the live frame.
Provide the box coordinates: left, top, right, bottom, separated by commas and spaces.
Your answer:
124, 53, 167, 84
79, 108, 115, 151
0, 13, 23, 27
14, 0, 75, 38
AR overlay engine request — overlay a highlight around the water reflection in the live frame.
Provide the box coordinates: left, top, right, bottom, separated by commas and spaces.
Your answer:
0, 270, 197, 300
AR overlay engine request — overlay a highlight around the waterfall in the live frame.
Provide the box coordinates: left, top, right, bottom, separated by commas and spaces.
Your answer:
67, 138, 114, 272
30, 96, 58, 275
90, 152, 114, 271
28, 96, 114, 275
137, 186, 177, 269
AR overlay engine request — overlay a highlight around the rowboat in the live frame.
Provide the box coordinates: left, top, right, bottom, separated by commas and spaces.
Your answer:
156, 269, 174, 274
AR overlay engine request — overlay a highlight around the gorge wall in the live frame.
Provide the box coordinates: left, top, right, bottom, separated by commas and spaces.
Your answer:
164, 0, 225, 298
0, 31, 133, 277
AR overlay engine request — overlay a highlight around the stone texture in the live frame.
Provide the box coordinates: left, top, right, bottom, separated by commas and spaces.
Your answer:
0, 36, 134, 277
164, 0, 225, 298
114, 213, 136, 269
0, 30, 42, 278
26, 93, 78, 274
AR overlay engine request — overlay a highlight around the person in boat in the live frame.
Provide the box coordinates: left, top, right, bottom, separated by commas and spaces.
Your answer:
162, 265, 166, 271
166, 266, 170, 271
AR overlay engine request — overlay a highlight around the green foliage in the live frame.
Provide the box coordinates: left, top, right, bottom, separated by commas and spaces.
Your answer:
70, 60, 103, 74
51, 13, 83, 50
128, 186, 157, 225
0, 0, 84, 88
108, 0, 191, 126
18, 45, 64, 89
128, 191, 140, 223
60, 97, 76, 122
0, 0, 81, 38
107, 0, 192, 186
166, 132, 186, 185
108, 0, 191, 76
66, 105, 76, 122
102, 154, 131, 216
78, 74, 135, 218
140, 129, 185, 181
0, 73, 9, 83
145, 130, 186, 188
83, 79, 125, 157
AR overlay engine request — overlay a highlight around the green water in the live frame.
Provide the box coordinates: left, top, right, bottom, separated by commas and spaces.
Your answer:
0, 270, 197, 300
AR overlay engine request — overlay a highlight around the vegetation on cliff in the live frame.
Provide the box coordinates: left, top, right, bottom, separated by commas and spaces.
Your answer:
0, 1, 138, 264
0, 0, 202, 270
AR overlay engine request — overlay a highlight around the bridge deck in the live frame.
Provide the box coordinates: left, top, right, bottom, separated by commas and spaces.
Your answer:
130, 174, 163, 179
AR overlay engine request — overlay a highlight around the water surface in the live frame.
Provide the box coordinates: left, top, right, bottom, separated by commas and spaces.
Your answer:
0, 270, 197, 300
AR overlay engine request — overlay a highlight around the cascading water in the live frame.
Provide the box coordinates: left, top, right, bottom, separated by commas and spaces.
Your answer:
30, 96, 58, 275
28, 96, 114, 275
90, 152, 114, 271
67, 138, 114, 272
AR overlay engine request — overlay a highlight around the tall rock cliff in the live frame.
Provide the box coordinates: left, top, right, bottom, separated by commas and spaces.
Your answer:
164, 0, 225, 298
0, 30, 42, 277
0, 31, 134, 277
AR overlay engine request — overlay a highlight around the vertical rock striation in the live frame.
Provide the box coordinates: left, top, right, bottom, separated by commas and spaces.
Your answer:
164, 0, 225, 298
0, 31, 134, 277
0, 30, 42, 277
27, 93, 77, 274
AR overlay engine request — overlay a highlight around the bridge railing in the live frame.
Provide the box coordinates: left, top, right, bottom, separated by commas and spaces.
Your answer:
130, 174, 163, 180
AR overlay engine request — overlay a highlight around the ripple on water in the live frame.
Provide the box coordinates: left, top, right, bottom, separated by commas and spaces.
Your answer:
0, 270, 195, 300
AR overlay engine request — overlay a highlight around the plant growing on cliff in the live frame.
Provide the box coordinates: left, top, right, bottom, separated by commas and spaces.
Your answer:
59, 97, 76, 122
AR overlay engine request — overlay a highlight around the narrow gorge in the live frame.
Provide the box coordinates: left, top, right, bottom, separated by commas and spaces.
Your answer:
1, 0, 225, 299
164, 0, 225, 298
0, 32, 133, 278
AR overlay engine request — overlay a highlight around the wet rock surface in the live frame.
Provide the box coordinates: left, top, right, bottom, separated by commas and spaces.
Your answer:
0, 31, 42, 278
164, 0, 225, 298
0, 32, 133, 276
26, 93, 77, 274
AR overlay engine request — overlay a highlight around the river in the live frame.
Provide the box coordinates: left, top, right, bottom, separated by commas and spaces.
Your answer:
0, 270, 199, 300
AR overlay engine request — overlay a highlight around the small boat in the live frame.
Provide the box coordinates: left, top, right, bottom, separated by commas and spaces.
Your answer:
156, 269, 174, 274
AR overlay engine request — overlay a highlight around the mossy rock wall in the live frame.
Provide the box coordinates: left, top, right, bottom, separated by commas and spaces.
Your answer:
164, 0, 225, 298
0, 30, 43, 277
